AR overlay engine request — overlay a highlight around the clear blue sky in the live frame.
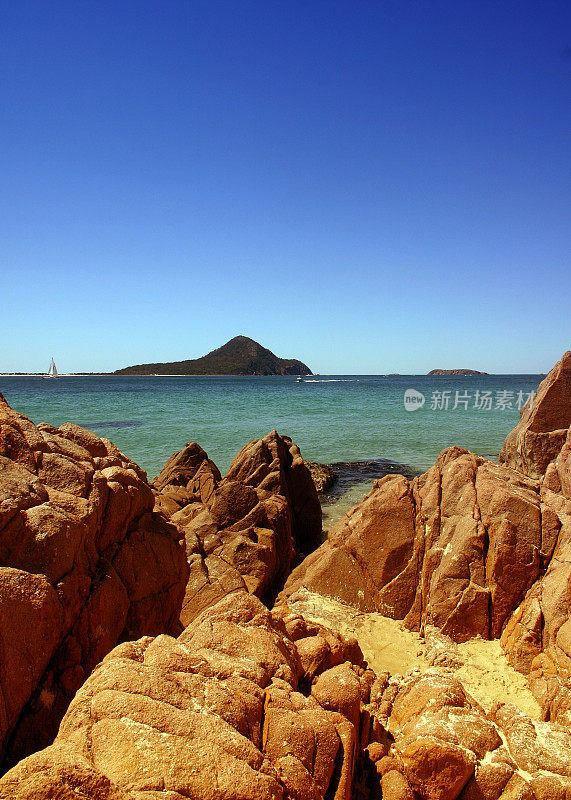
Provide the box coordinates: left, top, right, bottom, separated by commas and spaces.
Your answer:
1, 0, 569, 374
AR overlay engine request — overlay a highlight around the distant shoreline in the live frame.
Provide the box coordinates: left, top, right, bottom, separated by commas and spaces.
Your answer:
0, 373, 309, 378
0, 372, 545, 378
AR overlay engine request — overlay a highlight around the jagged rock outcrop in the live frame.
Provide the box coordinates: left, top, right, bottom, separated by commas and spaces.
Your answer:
152, 430, 322, 624
279, 351, 571, 729
551, 426, 571, 501
500, 351, 571, 478
0, 396, 189, 770
0, 591, 370, 800
224, 431, 322, 552
280, 450, 552, 640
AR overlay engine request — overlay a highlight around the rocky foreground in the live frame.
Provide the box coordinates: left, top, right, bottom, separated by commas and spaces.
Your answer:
0, 352, 570, 799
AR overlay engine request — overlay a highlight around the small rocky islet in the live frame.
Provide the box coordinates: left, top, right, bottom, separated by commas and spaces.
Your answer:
0, 352, 570, 799
427, 369, 488, 376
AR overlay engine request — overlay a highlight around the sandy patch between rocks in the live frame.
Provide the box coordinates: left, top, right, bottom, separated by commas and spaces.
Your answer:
290, 590, 541, 719
455, 637, 540, 718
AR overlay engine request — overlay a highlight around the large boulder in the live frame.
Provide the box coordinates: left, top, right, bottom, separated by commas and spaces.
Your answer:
152, 430, 322, 624
279, 450, 571, 731
152, 439, 222, 508
500, 350, 571, 479
225, 430, 323, 554
0, 396, 189, 770
0, 592, 369, 800
280, 449, 546, 643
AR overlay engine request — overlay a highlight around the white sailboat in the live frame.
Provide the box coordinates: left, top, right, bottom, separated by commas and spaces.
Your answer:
44, 358, 58, 379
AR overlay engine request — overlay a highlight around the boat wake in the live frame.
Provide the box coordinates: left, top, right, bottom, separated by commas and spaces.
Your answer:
302, 379, 357, 383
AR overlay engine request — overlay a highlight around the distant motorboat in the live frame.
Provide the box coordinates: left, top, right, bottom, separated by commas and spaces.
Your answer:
43, 358, 58, 379
296, 376, 304, 382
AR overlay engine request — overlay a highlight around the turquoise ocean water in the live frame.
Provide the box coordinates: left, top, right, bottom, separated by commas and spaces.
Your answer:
1, 375, 540, 482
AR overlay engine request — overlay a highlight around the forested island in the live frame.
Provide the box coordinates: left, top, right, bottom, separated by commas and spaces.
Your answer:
115, 335, 312, 376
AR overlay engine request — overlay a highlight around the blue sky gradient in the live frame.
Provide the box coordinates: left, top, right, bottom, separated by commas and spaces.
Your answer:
1, 0, 569, 374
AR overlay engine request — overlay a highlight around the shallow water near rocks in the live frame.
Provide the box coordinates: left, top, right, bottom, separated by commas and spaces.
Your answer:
320, 457, 422, 528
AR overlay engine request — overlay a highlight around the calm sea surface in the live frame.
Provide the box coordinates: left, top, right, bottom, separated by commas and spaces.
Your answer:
1, 375, 540, 483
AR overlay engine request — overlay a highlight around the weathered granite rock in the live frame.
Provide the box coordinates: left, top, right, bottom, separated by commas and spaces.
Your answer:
278, 349, 571, 729
365, 668, 571, 800
152, 439, 222, 514
0, 592, 368, 800
225, 430, 322, 553
153, 430, 322, 624
279, 450, 545, 644
491, 703, 571, 779
306, 461, 338, 494
550, 425, 571, 502
271, 601, 365, 684
381, 769, 417, 800
498, 481, 571, 706
500, 350, 571, 479
0, 396, 189, 770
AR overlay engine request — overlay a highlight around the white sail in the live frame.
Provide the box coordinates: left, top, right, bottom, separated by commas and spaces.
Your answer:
45, 358, 58, 378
